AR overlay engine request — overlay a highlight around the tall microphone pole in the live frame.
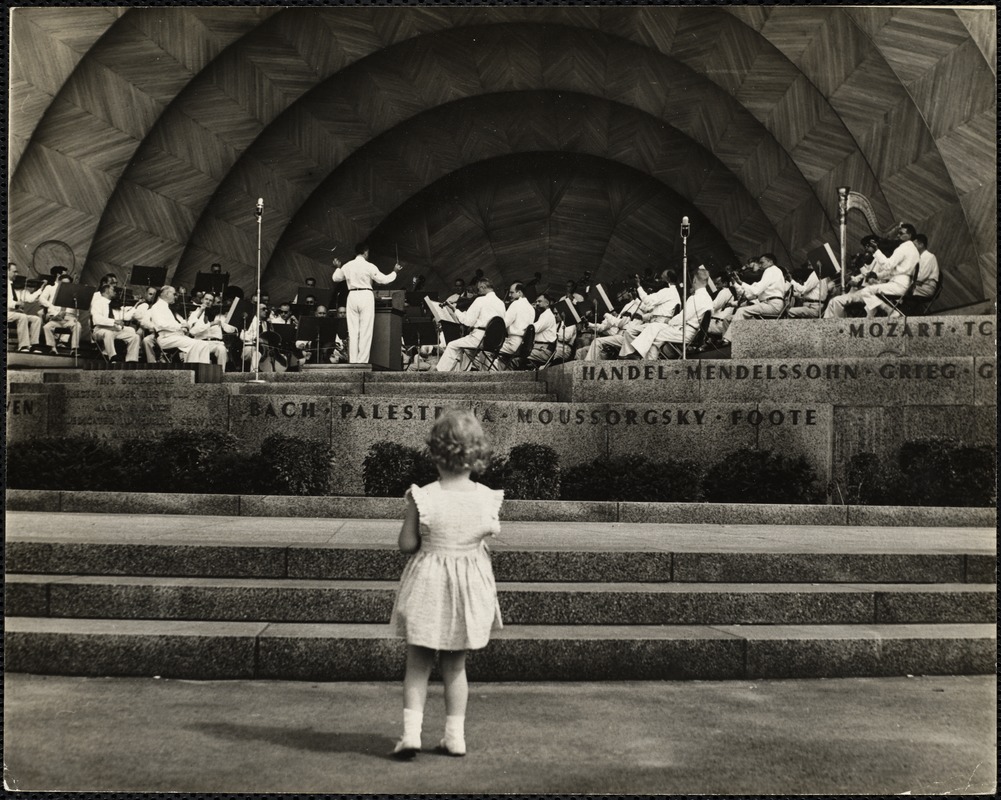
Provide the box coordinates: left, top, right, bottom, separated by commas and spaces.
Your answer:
680, 215, 690, 360
249, 197, 266, 383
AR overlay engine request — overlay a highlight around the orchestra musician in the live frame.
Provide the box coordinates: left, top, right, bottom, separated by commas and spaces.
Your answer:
7, 264, 44, 352
90, 282, 140, 362
581, 284, 645, 361
434, 276, 506, 372
187, 290, 235, 368
40, 274, 82, 355
528, 293, 558, 364
149, 285, 217, 364
729, 253, 787, 322
824, 223, 919, 319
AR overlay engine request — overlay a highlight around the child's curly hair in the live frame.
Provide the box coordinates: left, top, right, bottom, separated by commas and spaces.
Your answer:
426, 409, 491, 474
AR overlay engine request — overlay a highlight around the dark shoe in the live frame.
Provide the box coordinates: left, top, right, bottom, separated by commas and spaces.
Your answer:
109, 354, 123, 364
29, 344, 46, 354
390, 739, 420, 760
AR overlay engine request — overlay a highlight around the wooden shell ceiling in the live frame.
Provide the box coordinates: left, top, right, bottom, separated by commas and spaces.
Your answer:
9, 6, 996, 309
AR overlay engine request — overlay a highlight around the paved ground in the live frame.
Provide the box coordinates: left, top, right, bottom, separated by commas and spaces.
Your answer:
3, 673, 995, 794
7, 510, 995, 553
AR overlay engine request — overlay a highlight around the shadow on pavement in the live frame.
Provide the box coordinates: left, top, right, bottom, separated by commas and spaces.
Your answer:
190, 722, 396, 759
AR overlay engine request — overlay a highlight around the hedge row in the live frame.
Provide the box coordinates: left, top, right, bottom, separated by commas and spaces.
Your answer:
5, 431, 334, 496
363, 438, 995, 507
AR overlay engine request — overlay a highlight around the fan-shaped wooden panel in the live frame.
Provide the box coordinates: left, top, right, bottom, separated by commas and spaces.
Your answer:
7, 6, 994, 311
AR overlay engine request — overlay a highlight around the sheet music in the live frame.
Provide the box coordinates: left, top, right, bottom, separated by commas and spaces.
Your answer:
424, 297, 460, 324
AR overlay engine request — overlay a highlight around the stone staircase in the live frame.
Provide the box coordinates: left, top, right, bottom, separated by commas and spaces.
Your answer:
5, 517, 994, 681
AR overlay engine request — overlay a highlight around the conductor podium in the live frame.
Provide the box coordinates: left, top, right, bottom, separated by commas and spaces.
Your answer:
371, 289, 405, 371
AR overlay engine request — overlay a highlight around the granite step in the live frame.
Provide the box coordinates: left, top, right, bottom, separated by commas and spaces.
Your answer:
6, 541, 992, 584
6, 575, 995, 626
362, 381, 551, 398
4, 617, 994, 680
365, 371, 540, 382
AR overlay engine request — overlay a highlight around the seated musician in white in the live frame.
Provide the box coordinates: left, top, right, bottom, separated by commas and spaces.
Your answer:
620, 267, 714, 360
40, 275, 82, 354
241, 304, 272, 371
825, 223, 919, 318
7, 263, 43, 352
730, 253, 788, 322
862, 233, 939, 317
616, 270, 682, 357
90, 282, 140, 362
786, 266, 833, 319
126, 286, 160, 362
582, 285, 644, 361
435, 277, 506, 372
528, 294, 558, 365
708, 267, 744, 339
494, 282, 535, 367
187, 291, 234, 366
149, 285, 216, 364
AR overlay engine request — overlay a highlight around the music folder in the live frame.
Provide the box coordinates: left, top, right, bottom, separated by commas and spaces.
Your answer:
269, 323, 298, 347
296, 286, 331, 306
130, 264, 167, 288
226, 298, 257, 330
586, 284, 616, 315
557, 297, 582, 325
806, 243, 841, 278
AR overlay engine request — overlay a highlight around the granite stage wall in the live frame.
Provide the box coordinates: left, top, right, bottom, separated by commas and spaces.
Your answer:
6, 317, 996, 497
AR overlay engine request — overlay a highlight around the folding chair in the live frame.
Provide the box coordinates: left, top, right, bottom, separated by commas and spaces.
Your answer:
874, 262, 920, 317
458, 316, 505, 371
744, 284, 795, 320
893, 279, 941, 317
495, 324, 535, 371
660, 310, 713, 359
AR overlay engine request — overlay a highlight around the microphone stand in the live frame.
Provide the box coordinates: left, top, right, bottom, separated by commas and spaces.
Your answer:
681, 220, 689, 360
249, 199, 265, 383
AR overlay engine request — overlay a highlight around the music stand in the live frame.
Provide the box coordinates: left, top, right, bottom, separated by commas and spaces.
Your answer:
403, 319, 438, 348
130, 265, 167, 289
290, 303, 315, 318
806, 243, 841, 279
193, 271, 229, 297
296, 316, 340, 363
53, 282, 96, 367
227, 298, 258, 331
296, 286, 332, 307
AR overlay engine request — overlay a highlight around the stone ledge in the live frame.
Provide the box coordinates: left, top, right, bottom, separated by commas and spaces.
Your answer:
4, 490, 994, 528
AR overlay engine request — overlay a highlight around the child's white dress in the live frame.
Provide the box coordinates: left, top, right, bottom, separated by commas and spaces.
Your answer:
390, 481, 504, 650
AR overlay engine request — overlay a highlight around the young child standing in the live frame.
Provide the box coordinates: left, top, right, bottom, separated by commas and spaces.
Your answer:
389, 409, 504, 759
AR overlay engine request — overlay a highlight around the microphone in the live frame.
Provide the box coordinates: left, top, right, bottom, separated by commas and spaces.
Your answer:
681, 216, 690, 238
255, 197, 264, 219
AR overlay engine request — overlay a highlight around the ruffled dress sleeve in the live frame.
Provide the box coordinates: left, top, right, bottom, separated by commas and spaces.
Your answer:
406, 482, 428, 515
482, 485, 504, 536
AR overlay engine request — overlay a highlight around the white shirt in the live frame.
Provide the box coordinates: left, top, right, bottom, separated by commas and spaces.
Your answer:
504, 296, 535, 337
914, 250, 940, 297
663, 287, 714, 343
874, 240, 920, 284
533, 308, 557, 343
150, 298, 187, 334
792, 272, 829, 304
89, 293, 120, 329
639, 285, 681, 318
740, 265, 786, 304
332, 255, 398, 290
456, 291, 506, 329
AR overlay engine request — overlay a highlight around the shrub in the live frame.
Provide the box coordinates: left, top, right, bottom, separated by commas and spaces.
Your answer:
474, 453, 508, 490
702, 448, 822, 504
896, 438, 996, 507
363, 441, 436, 496
561, 454, 703, 502
499, 443, 561, 500
5, 435, 121, 491
257, 434, 334, 495
140, 429, 250, 494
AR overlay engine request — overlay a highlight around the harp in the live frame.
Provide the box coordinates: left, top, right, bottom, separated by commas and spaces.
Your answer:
838, 187, 886, 292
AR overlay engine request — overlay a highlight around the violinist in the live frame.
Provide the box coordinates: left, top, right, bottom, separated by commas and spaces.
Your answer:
708, 265, 744, 339
434, 276, 505, 372
496, 282, 535, 366
90, 282, 140, 362
131, 286, 161, 362
730, 253, 788, 322
149, 285, 216, 364
187, 290, 234, 368
241, 303, 271, 371
551, 299, 578, 363
7, 263, 43, 352
581, 283, 645, 361
445, 278, 474, 310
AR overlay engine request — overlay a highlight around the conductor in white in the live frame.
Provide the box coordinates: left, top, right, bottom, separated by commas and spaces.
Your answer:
331, 242, 402, 363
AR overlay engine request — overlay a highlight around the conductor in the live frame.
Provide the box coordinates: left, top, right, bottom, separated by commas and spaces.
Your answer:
331, 242, 402, 363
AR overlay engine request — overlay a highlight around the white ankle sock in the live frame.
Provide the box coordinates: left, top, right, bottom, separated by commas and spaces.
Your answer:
443, 714, 465, 743
402, 708, 423, 744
